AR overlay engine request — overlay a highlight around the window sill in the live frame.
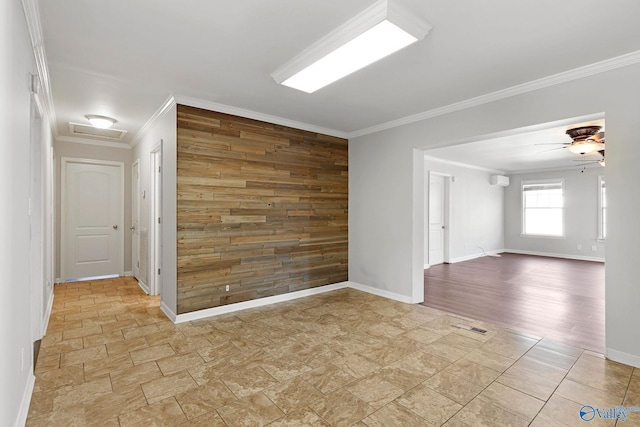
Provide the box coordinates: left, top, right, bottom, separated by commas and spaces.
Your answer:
520, 234, 566, 240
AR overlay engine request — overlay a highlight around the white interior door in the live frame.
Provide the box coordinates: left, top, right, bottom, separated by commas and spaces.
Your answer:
62, 158, 123, 280
132, 161, 140, 281
429, 173, 445, 266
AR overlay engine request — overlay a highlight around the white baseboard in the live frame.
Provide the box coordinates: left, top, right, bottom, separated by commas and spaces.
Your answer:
137, 279, 149, 295
55, 277, 62, 284
42, 288, 54, 334
160, 301, 177, 322
606, 348, 640, 368
174, 282, 349, 323
450, 253, 484, 263
424, 264, 430, 269
124, 271, 133, 277
15, 373, 35, 427
170, 281, 423, 324
348, 281, 415, 304
505, 249, 604, 263
449, 249, 505, 264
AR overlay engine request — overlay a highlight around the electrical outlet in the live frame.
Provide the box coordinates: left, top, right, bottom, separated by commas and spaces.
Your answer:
592, 245, 598, 251
225, 285, 229, 292
577, 244, 582, 250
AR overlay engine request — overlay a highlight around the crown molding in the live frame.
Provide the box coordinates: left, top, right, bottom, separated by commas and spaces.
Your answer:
349, 50, 640, 139
23, 0, 640, 147
21, 0, 58, 138
130, 95, 176, 148
173, 95, 349, 139
132, 94, 350, 149
56, 136, 131, 150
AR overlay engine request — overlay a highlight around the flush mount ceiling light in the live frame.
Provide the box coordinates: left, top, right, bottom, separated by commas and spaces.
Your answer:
271, 0, 432, 93
85, 115, 117, 129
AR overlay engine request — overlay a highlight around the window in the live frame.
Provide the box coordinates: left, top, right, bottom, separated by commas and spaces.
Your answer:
599, 176, 606, 240
522, 179, 564, 237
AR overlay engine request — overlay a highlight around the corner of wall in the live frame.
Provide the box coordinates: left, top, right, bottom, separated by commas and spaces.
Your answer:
412, 149, 425, 304
349, 281, 416, 304
160, 301, 177, 323
136, 279, 149, 295
606, 348, 640, 369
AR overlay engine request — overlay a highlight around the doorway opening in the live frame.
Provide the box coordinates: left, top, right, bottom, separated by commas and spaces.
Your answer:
417, 113, 606, 353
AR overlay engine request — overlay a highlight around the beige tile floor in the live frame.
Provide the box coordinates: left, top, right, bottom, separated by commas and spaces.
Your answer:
27, 277, 640, 426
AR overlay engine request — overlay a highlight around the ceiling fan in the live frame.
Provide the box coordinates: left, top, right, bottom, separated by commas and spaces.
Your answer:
537, 125, 605, 155
573, 149, 605, 170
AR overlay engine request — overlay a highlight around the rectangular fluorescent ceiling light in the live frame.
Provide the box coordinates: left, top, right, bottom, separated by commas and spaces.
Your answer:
272, 0, 432, 94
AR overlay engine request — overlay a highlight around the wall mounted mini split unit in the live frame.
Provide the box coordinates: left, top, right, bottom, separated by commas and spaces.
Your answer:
490, 175, 510, 187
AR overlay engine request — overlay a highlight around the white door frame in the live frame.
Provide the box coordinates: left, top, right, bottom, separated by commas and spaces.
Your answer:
149, 143, 163, 296
44, 146, 55, 332
60, 157, 125, 281
29, 94, 45, 341
426, 171, 452, 267
132, 160, 140, 282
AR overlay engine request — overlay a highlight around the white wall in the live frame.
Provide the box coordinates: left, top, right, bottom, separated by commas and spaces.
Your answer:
350, 62, 640, 367
53, 140, 133, 279
0, 0, 52, 424
424, 158, 504, 265
132, 102, 177, 316
505, 167, 605, 261
350, 140, 417, 300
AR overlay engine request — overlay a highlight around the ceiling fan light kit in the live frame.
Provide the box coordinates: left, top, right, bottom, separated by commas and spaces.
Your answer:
565, 125, 606, 160
271, 0, 432, 93
567, 139, 600, 155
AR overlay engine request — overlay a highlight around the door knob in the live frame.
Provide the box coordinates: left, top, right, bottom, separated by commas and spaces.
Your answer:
113, 225, 118, 230
130, 225, 136, 231
441, 225, 446, 229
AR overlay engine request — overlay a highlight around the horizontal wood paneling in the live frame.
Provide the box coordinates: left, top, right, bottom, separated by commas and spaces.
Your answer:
176, 105, 348, 314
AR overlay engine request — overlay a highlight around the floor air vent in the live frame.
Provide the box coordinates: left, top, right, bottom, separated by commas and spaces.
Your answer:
454, 323, 488, 334
69, 122, 127, 140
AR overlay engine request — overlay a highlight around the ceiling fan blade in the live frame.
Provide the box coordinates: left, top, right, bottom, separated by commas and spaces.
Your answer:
539, 147, 566, 153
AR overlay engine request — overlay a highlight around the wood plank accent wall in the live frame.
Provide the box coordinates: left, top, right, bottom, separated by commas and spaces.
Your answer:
176, 105, 348, 314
